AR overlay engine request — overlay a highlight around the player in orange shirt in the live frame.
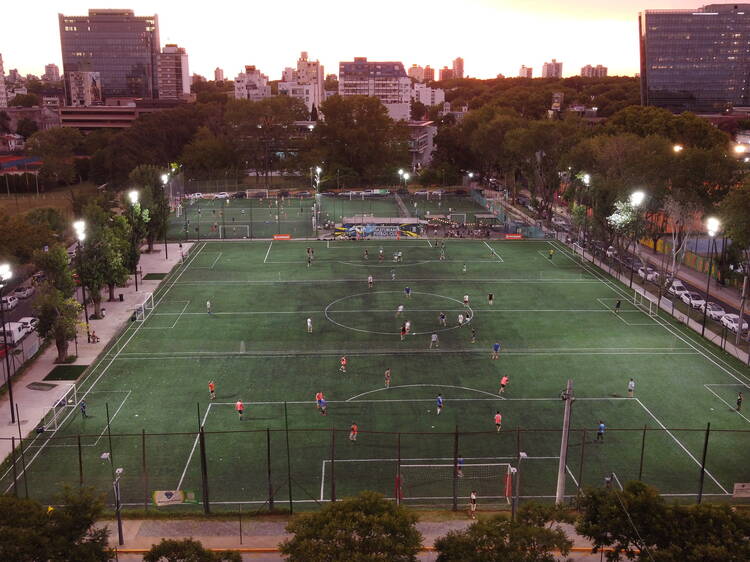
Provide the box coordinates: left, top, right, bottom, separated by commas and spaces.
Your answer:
339, 356, 347, 373
315, 391, 324, 409
208, 380, 216, 400
236, 400, 244, 420
494, 411, 502, 432
349, 422, 358, 442
499, 375, 509, 395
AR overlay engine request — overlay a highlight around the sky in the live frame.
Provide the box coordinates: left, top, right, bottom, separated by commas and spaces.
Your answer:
2, 0, 705, 80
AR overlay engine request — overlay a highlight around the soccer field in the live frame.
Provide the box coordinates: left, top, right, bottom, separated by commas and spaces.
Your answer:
4, 239, 750, 512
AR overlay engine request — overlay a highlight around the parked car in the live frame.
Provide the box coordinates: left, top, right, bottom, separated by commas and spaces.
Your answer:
215, 192, 230, 199
295, 191, 312, 198
230, 191, 247, 199
17, 317, 39, 335
638, 267, 660, 282
201, 193, 216, 200
185, 192, 203, 200
31, 272, 46, 285
606, 246, 617, 258
551, 216, 568, 226
12, 285, 35, 299
414, 190, 429, 196
0, 322, 26, 345
0, 295, 19, 311
681, 291, 706, 309
721, 313, 749, 333
667, 279, 688, 297
701, 302, 726, 321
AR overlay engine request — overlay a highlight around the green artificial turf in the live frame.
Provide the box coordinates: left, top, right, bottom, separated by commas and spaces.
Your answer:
4, 239, 750, 512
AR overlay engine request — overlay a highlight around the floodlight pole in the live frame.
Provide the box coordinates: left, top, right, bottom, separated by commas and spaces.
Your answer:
76, 239, 91, 343
555, 379, 573, 504
702, 235, 716, 337
0, 280, 16, 424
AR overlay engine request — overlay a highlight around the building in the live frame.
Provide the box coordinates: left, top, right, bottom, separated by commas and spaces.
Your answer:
581, 64, 607, 78
0, 134, 25, 151
59, 104, 173, 131
412, 83, 445, 106
408, 64, 424, 82
518, 65, 533, 78
452, 57, 464, 79
157, 44, 190, 100
277, 52, 324, 113
408, 120, 437, 170
640, 4, 750, 112
214, 67, 224, 82
59, 9, 160, 103
0, 55, 7, 108
43, 64, 60, 82
338, 57, 411, 120
234, 66, 272, 101
8, 69, 20, 84
439, 66, 454, 81
423, 65, 435, 82
542, 59, 563, 78
67, 71, 103, 106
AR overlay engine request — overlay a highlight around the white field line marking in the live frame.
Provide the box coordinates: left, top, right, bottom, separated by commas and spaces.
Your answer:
553, 241, 750, 387
263, 241, 273, 263
347, 384, 504, 402
595, 298, 658, 327
427, 239, 433, 248
173, 397, 628, 408
611, 471, 625, 491
151, 307, 671, 316
635, 398, 728, 494
483, 241, 504, 262
192, 251, 223, 269
703, 384, 750, 423
566, 464, 579, 488
209, 252, 222, 269
1, 242, 207, 493
172, 278, 603, 285
143, 301, 191, 329
176, 402, 213, 491
537, 250, 559, 265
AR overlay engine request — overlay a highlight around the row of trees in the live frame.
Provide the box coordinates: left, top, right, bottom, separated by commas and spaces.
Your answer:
4, 485, 748, 561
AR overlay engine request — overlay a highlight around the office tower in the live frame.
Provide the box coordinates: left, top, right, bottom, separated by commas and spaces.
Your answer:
452, 57, 464, 79
338, 57, 411, 120
542, 59, 563, 78
214, 67, 224, 82
158, 44, 190, 100
278, 52, 324, 113
59, 9, 160, 102
518, 65, 533, 78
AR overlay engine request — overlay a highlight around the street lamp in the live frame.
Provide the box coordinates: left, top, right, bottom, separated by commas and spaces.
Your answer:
628, 190, 645, 288
702, 217, 721, 336
129, 191, 140, 292
734, 144, 747, 155
113, 467, 125, 545
160, 175, 170, 259
0, 263, 16, 424
73, 221, 91, 343
673, 144, 684, 153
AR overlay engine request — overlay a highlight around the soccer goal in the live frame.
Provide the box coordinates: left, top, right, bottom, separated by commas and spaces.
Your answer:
398, 463, 513, 506
38, 384, 77, 432
135, 293, 155, 322
245, 189, 269, 199
633, 287, 659, 317
449, 213, 467, 225
219, 224, 250, 239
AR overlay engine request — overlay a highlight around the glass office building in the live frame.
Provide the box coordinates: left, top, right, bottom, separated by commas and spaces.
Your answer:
640, 4, 750, 112
59, 9, 160, 103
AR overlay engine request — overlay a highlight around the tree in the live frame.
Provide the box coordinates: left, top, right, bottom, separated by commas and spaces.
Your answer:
128, 165, 168, 252
8, 93, 41, 107
0, 213, 55, 264
0, 487, 112, 562
180, 127, 236, 177
33, 244, 75, 297
143, 538, 241, 562
25, 208, 67, 239
434, 504, 572, 562
16, 117, 39, 139
0, 110, 10, 133
279, 491, 423, 561
410, 100, 427, 120
34, 284, 81, 362
26, 127, 84, 185
123, 192, 150, 277
77, 228, 128, 317
720, 180, 750, 269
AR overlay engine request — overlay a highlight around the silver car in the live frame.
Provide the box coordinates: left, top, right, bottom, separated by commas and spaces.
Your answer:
701, 302, 726, 321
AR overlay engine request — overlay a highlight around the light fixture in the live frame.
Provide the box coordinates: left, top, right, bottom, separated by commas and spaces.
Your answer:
630, 190, 645, 207
73, 220, 86, 241
0, 263, 11, 282
673, 144, 684, 153
706, 217, 720, 237
161, 174, 169, 184
128, 190, 139, 205
734, 144, 747, 154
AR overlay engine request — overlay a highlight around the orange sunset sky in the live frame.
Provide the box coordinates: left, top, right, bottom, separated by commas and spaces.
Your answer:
2, 0, 705, 80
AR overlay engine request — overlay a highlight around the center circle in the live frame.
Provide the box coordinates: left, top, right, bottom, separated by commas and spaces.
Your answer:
324, 291, 475, 335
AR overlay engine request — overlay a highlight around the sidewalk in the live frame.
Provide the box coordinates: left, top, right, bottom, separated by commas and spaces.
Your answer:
0, 243, 192, 462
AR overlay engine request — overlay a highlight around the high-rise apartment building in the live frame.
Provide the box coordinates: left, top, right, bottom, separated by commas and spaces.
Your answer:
338, 57, 411, 120
234, 66, 272, 101
408, 64, 425, 82
44, 64, 60, 82
423, 65, 435, 82
439, 67, 454, 81
59, 9, 160, 103
0, 55, 7, 108
214, 67, 224, 82
640, 4, 750, 111
157, 44, 190, 100
67, 71, 103, 106
452, 57, 464, 79
518, 65, 533, 78
278, 52, 324, 113
542, 59, 563, 78
580, 64, 608, 78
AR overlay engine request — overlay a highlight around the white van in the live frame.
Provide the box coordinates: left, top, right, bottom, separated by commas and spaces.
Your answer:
0, 322, 26, 345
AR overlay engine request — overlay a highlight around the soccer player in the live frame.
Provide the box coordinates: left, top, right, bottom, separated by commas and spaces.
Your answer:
548, 248, 555, 260
236, 400, 244, 420
488, 292, 494, 305
614, 300, 622, 314
471, 327, 477, 344
364, 249, 369, 260
440, 248, 446, 261
208, 380, 216, 400
463, 294, 470, 307
738, 392, 744, 411
436, 394, 444, 415
627, 378, 635, 398
469, 491, 477, 519
596, 420, 606, 442
430, 332, 439, 349
315, 391, 324, 409
396, 304, 404, 318
368, 275, 374, 288
349, 422, 358, 442
307, 255, 312, 268
405, 320, 412, 335
79, 400, 88, 418
404, 286, 411, 298
206, 300, 212, 314
400, 324, 407, 341
339, 356, 347, 373
456, 455, 465, 478
391, 269, 396, 281
462, 263, 467, 273
499, 375, 509, 395
384, 368, 391, 388
458, 313, 465, 327
307, 318, 313, 333
320, 398, 328, 416
494, 411, 502, 432
379, 248, 384, 262
491, 341, 501, 360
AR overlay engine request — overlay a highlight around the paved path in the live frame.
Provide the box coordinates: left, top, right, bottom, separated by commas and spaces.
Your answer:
0, 244, 192, 461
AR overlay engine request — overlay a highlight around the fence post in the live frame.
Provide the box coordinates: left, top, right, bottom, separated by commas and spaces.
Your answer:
396, 433, 402, 506
198, 428, 210, 514
638, 425, 647, 482
577, 429, 586, 495
330, 427, 336, 503
284, 401, 293, 515
697, 422, 711, 504
266, 428, 274, 511
105, 402, 114, 473
77, 434, 84, 488
10, 436, 18, 497
142, 429, 148, 511
16, 404, 29, 499
452, 425, 459, 512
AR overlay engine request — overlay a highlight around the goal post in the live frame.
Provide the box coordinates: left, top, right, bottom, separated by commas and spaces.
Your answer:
449, 213, 467, 225
219, 224, 250, 239
39, 383, 77, 432
135, 293, 155, 322
398, 463, 512, 505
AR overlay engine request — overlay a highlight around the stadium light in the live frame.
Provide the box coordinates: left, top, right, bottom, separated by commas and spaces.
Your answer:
582, 173, 591, 186
161, 174, 168, 185
468, 172, 474, 179
73, 220, 86, 242
706, 217, 720, 237
734, 144, 747, 154
628, 190, 646, 288
673, 144, 684, 153
702, 217, 721, 336
128, 190, 139, 205
398, 169, 404, 177
630, 190, 645, 207
128, 191, 140, 291
0, 262, 16, 423
403, 173, 410, 181
315, 166, 322, 175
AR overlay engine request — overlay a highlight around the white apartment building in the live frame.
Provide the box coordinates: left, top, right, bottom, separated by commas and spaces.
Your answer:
542, 59, 563, 78
234, 65, 272, 101
339, 57, 411, 120
158, 44, 191, 100
412, 83, 445, 106
580, 64, 608, 78
518, 65, 533, 78
0, 54, 7, 108
278, 52, 324, 113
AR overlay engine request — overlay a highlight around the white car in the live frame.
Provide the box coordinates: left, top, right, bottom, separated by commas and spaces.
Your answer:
606, 246, 617, 258
17, 317, 39, 335
0, 295, 18, 311
215, 192, 230, 199
681, 291, 706, 309
667, 279, 688, 297
551, 216, 568, 226
721, 314, 749, 333
637, 267, 659, 281
701, 302, 726, 321
12, 285, 35, 299
185, 192, 203, 200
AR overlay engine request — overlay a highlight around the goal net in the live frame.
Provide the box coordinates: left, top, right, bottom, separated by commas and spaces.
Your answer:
633, 287, 659, 317
135, 293, 155, 322
398, 463, 512, 505
39, 384, 77, 432
449, 213, 467, 225
245, 189, 269, 199
219, 224, 250, 239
